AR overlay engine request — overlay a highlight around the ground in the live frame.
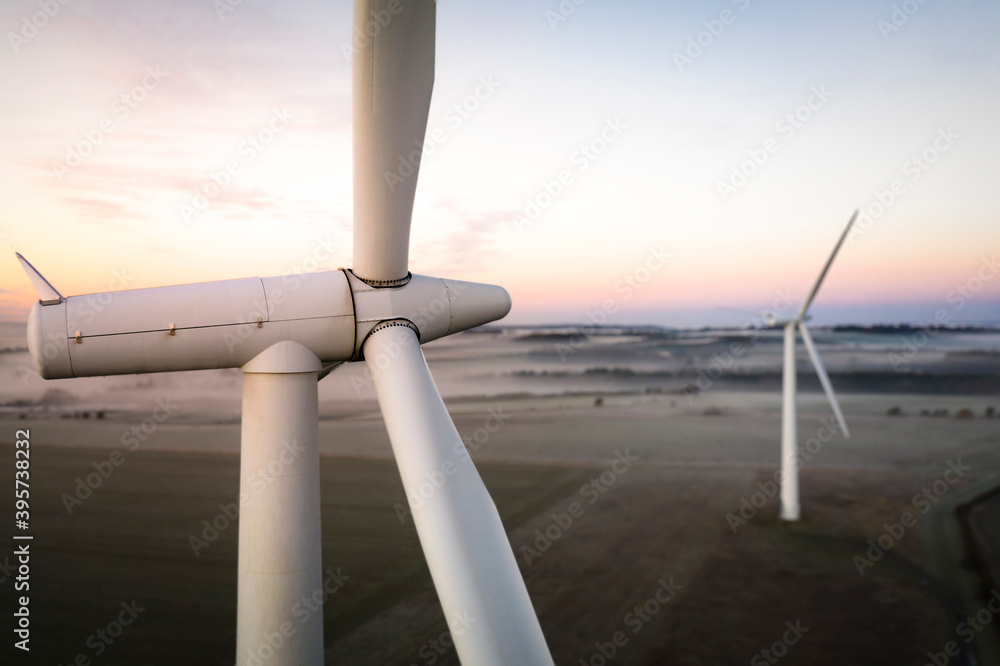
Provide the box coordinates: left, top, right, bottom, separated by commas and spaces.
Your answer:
0, 326, 997, 664
1, 394, 995, 665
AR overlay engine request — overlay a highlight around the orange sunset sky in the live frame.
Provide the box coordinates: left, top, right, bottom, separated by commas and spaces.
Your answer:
1, 0, 998, 327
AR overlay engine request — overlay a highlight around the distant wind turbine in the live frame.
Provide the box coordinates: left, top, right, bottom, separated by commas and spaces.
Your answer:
16, 1, 553, 664
741, 211, 857, 521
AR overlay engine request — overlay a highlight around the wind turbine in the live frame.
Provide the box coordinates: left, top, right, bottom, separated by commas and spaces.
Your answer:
754, 211, 857, 522
16, 2, 553, 664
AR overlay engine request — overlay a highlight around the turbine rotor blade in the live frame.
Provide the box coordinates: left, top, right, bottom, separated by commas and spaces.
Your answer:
352, 0, 435, 285
364, 324, 553, 665
798, 323, 850, 438
798, 210, 859, 319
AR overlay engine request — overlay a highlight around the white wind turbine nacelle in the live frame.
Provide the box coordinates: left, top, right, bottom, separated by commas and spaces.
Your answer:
22, 261, 509, 380
17, 1, 554, 664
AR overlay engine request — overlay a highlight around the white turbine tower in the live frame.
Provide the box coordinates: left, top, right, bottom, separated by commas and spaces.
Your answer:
758, 211, 857, 522
16, 2, 553, 664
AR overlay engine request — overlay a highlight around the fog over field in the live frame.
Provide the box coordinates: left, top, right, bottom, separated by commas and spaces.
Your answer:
3, 321, 999, 420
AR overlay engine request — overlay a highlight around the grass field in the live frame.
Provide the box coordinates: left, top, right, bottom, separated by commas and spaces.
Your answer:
0, 325, 997, 664
0, 421, 982, 665
0, 441, 594, 665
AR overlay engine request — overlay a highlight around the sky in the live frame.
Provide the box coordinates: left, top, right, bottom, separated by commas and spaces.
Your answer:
0, 0, 998, 328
